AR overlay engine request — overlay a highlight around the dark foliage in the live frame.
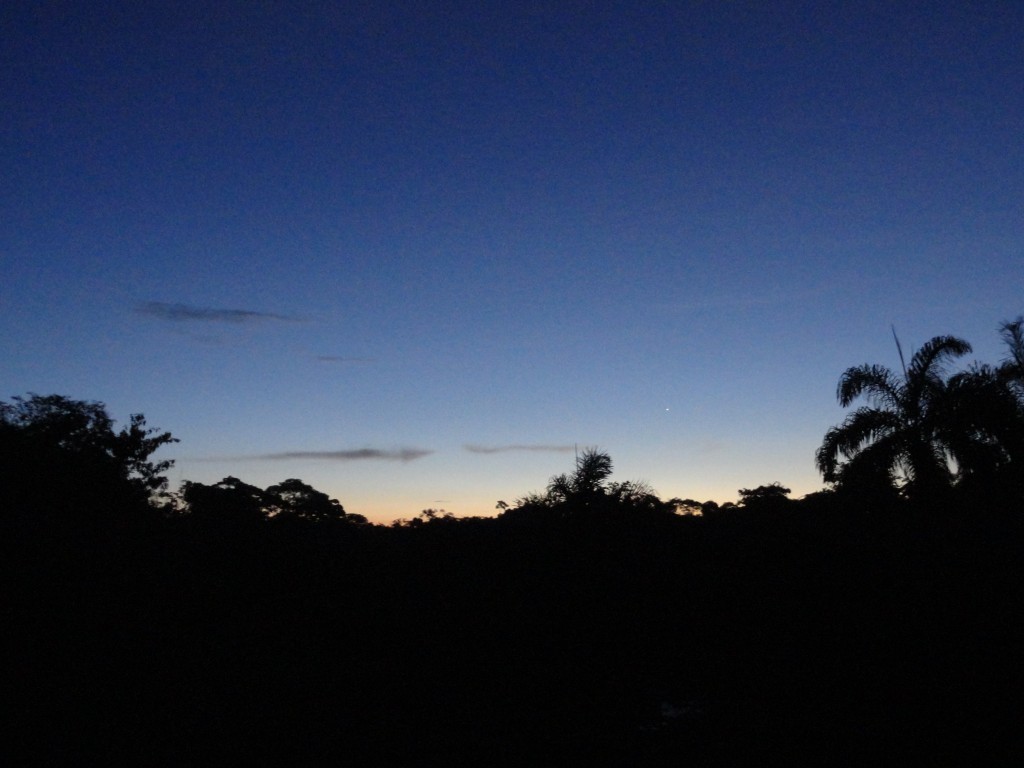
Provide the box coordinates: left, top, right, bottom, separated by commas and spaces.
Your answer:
4, 321, 1024, 764
7, 457, 1024, 765
180, 475, 368, 526
0, 393, 177, 520
817, 328, 1024, 505
737, 482, 792, 510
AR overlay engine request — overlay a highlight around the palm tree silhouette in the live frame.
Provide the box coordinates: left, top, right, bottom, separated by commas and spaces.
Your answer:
546, 448, 614, 503
939, 318, 1024, 493
998, 316, 1024, 397
816, 334, 972, 500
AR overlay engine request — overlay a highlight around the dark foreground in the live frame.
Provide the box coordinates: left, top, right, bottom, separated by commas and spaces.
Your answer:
5, 500, 1023, 766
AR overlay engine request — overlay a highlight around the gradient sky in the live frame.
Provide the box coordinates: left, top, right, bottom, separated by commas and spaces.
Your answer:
3, 1, 1022, 522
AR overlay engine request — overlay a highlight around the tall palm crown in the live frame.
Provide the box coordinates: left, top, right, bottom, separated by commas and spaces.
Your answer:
546, 448, 614, 503
942, 318, 1024, 489
999, 317, 1024, 397
816, 335, 972, 499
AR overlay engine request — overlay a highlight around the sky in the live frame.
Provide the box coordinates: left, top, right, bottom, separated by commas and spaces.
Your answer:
3, 1, 1022, 522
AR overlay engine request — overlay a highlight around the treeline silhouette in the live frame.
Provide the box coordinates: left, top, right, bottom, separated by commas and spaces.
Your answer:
3, 321, 1023, 765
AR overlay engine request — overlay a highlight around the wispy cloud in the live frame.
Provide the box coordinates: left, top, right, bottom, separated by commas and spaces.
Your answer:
259, 448, 432, 462
699, 439, 727, 454
464, 444, 576, 454
190, 448, 433, 463
137, 301, 304, 323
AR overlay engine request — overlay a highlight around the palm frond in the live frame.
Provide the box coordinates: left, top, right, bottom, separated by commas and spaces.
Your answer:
999, 316, 1024, 379
815, 407, 901, 480
907, 335, 971, 382
834, 437, 901, 490
837, 364, 903, 409
546, 473, 572, 502
573, 448, 613, 493
942, 364, 1024, 472
835, 407, 902, 458
815, 427, 844, 481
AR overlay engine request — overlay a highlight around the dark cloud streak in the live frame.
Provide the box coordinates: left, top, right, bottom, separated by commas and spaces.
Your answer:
465, 444, 575, 454
260, 448, 432, 462
137, 302, 304, 323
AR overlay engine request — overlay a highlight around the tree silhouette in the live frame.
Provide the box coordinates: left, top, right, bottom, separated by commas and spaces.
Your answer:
0, 393, 177, 513
266, 478, 365, 524
6, 385, 1024, 764
181, 475, 269, 523
996, 316, 1024, 490
391, 508, 455, 527
942, 364, 1024, 486
181, 476, 366, 525
938, 318, 1024, 496
503, 448, 675, 521
667, 498, 704, 515
545, 448, 614, 505
998, 316, 1024, 399
738, 482, 792, 509
815, 335, 972, 501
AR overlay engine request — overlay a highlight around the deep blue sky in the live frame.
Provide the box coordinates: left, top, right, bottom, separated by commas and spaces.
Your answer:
3, 1, 1022, 521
